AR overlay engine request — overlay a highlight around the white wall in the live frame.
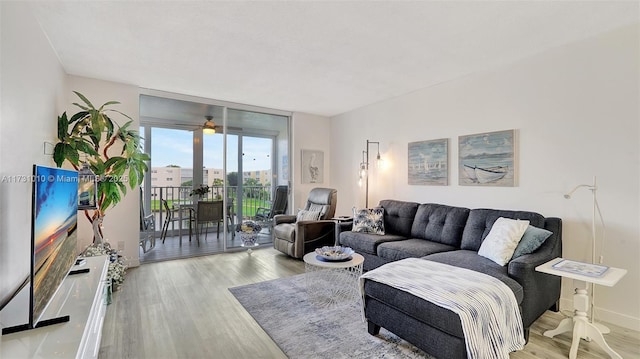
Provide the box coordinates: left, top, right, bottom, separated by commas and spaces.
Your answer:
66, 76, 141, 267
0, 2, 68, 308
0, 4, 143, 311
330, 24, 640, 330
291, 112, 332, 211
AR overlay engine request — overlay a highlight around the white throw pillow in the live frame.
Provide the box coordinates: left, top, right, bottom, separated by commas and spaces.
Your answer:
478, 217, 530, 266
308, 203, 328, 217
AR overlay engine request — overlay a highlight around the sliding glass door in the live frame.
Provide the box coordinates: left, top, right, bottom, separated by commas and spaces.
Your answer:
139, 93, 290, 259
225, 134, 275, 250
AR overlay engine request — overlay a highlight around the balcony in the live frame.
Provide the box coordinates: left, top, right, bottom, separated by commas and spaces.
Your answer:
140, 185, 276, 262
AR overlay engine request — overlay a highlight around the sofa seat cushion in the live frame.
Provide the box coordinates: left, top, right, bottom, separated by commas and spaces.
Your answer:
364, 273, 466, 339
377, 239, 456, 261
423, 250, 524, 304
339, 232, 406, 255
273, 223, 295, 243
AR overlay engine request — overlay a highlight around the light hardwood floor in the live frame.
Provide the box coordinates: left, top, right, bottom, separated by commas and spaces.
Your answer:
100, 248, 640, 359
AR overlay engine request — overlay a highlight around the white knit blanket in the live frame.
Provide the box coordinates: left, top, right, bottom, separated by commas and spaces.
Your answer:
360, 258, 525, 359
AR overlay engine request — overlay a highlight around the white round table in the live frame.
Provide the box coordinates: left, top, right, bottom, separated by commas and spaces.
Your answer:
303, 252, 364, 307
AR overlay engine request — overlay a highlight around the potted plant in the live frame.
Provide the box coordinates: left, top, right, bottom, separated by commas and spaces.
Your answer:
54, 91, 150, 243
190, 184, 210, 199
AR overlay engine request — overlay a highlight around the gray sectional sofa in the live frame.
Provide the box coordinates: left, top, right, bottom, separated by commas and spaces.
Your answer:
337, 200, 562, 359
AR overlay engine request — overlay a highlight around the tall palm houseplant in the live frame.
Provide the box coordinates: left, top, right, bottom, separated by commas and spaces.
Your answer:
54, 91, 150, 244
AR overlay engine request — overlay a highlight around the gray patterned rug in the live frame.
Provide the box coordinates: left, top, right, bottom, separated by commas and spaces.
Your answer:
229, 273, 433, 359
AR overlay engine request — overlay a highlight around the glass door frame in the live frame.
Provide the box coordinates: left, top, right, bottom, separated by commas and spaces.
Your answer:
140, 89, 292, 253
227, 132, 277, 251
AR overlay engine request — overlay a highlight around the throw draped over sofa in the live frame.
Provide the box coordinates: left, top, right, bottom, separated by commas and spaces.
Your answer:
337, 200, 562, 358
272, 188, 337, 258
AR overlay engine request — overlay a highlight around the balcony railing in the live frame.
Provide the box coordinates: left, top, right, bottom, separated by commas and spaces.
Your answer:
144, 185, 275, 235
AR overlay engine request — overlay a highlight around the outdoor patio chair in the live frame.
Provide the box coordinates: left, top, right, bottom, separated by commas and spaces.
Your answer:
139, 188, 156, 253
192, 200, 225, 245
255, 185, 288, 231
160, 199, 185, 243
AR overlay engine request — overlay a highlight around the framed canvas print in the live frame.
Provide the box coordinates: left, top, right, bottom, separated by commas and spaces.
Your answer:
408, 139, 448, 185
458, 129, 517, 186
78, 173, 98, 210
301, 149, 323, 184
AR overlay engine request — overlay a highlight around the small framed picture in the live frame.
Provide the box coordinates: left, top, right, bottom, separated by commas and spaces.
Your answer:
301, 149, 324, 184
78, 171, 98, 210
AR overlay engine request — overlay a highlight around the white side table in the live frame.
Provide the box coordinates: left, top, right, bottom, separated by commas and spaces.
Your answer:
535, 257, 627, 359
332, 216, 353, 245
303, 252, 364, 307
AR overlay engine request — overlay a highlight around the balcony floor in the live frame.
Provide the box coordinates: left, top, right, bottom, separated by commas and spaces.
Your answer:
139, 227, 273, 263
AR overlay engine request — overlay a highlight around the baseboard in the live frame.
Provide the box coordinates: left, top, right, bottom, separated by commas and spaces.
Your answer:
559, 297, 640, 331
126, 257, 140, 268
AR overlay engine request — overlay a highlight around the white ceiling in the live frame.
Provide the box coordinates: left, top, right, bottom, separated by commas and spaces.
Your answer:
31, 1, 639, 117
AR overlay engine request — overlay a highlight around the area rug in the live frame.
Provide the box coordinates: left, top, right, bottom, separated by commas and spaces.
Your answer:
229, 273, 433, 359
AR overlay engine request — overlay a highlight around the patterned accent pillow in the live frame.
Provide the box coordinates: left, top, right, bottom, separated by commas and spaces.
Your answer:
296, 210, 322, 222
352, 208, 385, 235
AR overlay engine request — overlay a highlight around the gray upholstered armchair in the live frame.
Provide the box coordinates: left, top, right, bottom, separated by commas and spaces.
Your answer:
272, 188, 337, 259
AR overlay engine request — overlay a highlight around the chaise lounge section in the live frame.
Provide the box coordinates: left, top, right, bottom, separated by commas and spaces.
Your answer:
337, 200, 562, 358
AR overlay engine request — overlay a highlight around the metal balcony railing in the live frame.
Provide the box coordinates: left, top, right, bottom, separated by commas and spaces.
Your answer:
144, 185, 275, 236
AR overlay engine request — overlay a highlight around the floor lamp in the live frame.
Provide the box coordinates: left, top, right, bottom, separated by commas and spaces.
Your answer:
564, 176, 606, 326
358, 140, 381, 208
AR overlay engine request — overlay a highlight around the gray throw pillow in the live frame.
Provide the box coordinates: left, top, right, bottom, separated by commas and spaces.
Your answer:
511, 225, 553, 259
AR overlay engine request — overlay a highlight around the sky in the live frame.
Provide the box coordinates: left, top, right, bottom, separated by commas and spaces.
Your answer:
148, 128, 272, 172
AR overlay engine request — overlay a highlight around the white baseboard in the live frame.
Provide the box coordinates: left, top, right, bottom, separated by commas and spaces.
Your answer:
126, 257, 140, 268
559, 297, 640, 331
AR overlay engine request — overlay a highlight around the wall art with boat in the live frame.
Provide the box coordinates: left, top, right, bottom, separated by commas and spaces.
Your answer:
458, 129, 517, 187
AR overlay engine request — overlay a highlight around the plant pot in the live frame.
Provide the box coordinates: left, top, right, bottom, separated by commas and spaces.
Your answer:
239, 232, 259, 247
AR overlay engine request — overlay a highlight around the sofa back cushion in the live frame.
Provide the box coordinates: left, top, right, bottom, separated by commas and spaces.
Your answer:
461, 208, 546, 251
378, 200, 420, 237
410, 203, 470, 247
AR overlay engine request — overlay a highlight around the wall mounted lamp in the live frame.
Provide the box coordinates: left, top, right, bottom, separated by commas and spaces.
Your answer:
358, 139, 382, 208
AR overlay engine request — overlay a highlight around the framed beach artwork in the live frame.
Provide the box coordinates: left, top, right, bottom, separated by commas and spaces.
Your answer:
458, 129, 517, 187
408, 139, 448, 186
301, 149, 324, 184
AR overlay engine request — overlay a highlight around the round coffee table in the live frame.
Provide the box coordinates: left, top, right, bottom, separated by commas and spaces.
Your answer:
302, 252, 364, 307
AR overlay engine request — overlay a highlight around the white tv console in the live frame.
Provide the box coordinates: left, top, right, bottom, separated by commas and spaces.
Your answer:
1, 255, 110, 359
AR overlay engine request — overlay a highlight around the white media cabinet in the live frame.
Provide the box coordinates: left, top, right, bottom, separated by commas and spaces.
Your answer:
1, 255, 110, 358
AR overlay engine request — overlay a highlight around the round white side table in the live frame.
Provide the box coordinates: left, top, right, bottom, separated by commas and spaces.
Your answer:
303, 252, 364, 307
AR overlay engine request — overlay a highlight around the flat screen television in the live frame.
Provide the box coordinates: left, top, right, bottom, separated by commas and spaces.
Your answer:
30, 165, 78, 327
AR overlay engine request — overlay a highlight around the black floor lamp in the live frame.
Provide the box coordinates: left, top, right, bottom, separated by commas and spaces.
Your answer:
358, 139, 381, 208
